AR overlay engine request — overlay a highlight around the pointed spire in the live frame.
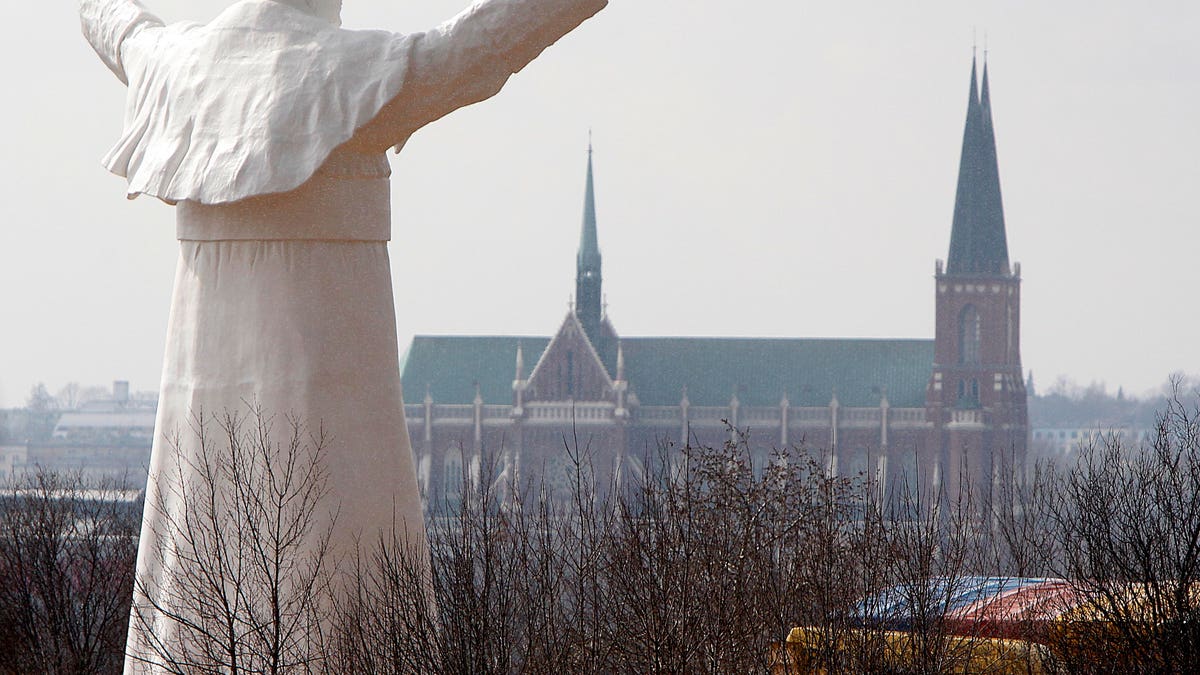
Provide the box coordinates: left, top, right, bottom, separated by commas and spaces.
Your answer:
514, 341, 525, 381
946, 56, 1010, 276
977, 59, 1009, 268
579, 139, 600, 266
575, 138, 604, 347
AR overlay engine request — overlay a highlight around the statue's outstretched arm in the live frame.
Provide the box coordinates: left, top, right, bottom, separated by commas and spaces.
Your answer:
80, 0, 164, 85
352, 0, 607, 151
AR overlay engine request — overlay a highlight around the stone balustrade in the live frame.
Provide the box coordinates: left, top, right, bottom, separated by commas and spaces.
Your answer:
407, 400, 931, 432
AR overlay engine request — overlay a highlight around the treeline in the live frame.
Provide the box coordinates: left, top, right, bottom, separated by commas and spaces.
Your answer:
1028, 373, 1199, 428
3, 391, 1200, 674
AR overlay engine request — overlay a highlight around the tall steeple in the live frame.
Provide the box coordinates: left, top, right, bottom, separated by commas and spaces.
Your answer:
927, 55, 1027, 503
575, 140, 603, 345
946, 56, 1010, 276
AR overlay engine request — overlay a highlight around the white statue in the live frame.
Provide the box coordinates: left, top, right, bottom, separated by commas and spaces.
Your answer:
80, 0, 606, 671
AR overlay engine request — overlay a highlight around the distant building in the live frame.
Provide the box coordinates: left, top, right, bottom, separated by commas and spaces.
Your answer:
1027, 387, 1161, 462
399, 58, 1029, 506
1031, 425, 1154, 460
0, 446, 26, 483
21, 381, 155, 486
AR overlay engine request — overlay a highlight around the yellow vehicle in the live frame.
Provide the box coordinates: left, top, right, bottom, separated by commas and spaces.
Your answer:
770, 626, 1049, 675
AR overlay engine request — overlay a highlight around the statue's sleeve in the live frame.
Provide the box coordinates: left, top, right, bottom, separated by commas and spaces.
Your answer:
80, 0, 164, 85
355, 0, 608, 149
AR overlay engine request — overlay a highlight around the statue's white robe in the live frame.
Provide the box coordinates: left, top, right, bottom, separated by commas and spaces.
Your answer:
80, 0, 605, 671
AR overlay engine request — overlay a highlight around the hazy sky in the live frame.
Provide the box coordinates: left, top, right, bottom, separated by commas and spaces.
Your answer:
1, 1, 1196, 408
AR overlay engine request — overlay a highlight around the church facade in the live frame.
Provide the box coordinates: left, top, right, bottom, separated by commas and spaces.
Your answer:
400, 59, 1028, 506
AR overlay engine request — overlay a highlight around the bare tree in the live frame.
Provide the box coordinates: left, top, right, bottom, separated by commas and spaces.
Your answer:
128, 406, 337, 675
21, 386, 1200, 674
0, 468, 138, 675
329, 527, 440, 675
597, 428, 878, 673
331, 446, 573, 675
1041, 382, 1200, 673
977, 452, 1057, 582
333, 429, 994, 674
26, 382, 58, 413
56, 382, 83, 411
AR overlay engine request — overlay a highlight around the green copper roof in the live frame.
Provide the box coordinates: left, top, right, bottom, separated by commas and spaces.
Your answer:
402, 336, 933, 409
622, 338, 933, 408
401, 336, 549, 405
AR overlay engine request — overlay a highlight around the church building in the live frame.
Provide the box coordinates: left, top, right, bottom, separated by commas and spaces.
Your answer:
400, 59, 1028, 505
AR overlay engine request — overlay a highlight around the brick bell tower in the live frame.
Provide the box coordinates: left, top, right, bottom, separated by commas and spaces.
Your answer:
926, 57, 1028, 500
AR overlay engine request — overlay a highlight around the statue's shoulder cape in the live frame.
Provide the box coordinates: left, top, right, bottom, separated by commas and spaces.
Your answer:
85, 0, 414, 204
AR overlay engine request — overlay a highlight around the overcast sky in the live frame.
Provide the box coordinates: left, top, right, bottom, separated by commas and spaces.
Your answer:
1, 1, 1196, 408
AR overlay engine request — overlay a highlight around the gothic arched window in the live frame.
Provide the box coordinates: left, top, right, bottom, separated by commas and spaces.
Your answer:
959, 305, 981, 365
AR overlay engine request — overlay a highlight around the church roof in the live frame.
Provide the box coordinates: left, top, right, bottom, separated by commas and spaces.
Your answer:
946, 58, 1010, 276
401, 336, 933, 408
622, 337, 933, 408
401, 336, 550, 405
